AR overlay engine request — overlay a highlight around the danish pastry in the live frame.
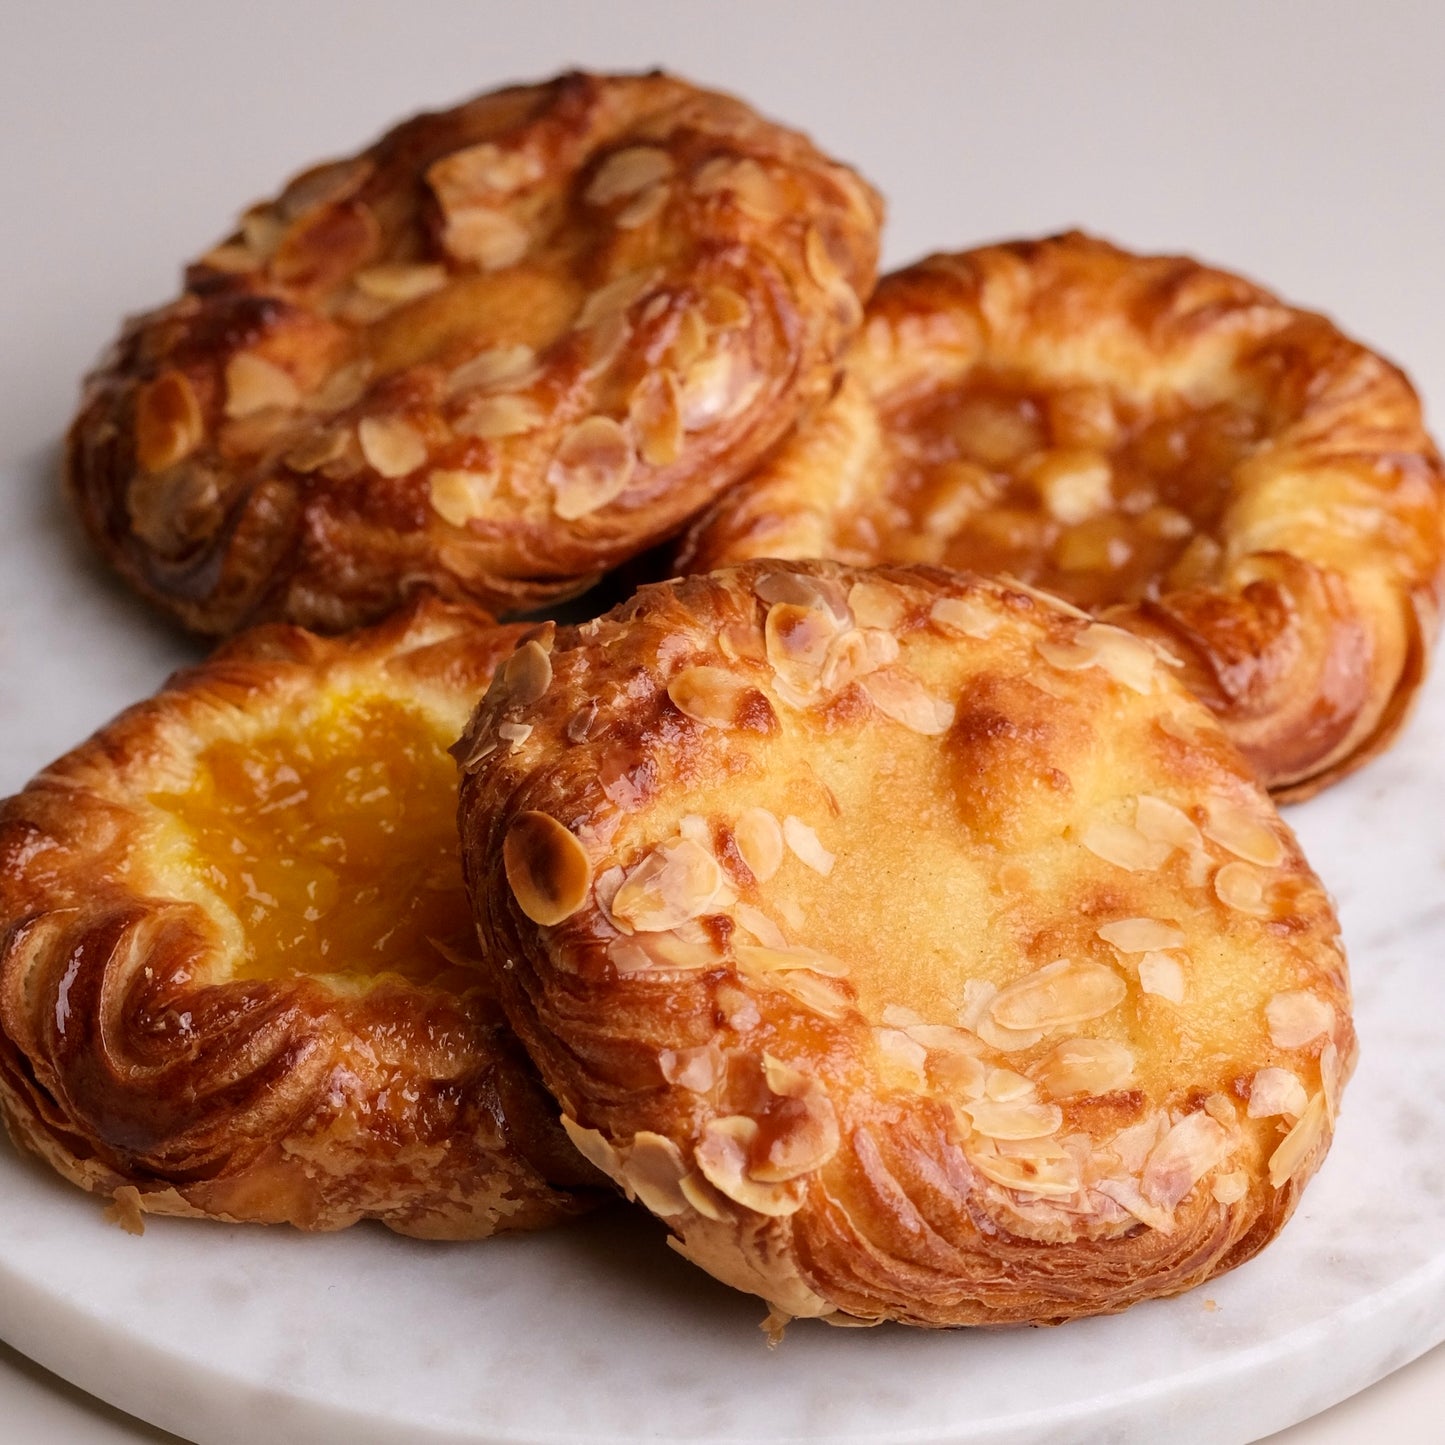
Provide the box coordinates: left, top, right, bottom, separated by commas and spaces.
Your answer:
0, 598, 602, 1237
680, 233, 1445, 798
457, 559, 1355, 1326
67, 70, 882, 635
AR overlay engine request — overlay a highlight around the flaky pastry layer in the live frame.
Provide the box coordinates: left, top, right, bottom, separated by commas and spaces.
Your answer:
681, 233, 1444, 798
458, 560, 1354, 1326
67, 70, 881, 636
0, 597, 601, 1236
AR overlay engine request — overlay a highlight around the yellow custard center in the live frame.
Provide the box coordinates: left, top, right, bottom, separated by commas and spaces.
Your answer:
153, 698, 476, 983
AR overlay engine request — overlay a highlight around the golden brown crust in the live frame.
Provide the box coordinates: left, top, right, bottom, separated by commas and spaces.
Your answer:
68, 70, 882, 635
681, 233, 1445, 798
457, 560, 1355, 1325
0, 596, 602, 1236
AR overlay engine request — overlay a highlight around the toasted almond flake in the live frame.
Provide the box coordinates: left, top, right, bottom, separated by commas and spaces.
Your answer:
667, 666, 750, 729
134, 370, 205, 474
931, 1048, 989, 1099
427, 142, 540, 204
1248, 1068, 1309, 1120
496, 721, 532, 752
200, 241, 258, 273
608, 929, 719, 975
734, 901, 787, 949
284, 429, 349, 473
1143, 1112, 1232, 1210
623, 1132, 689, 1215
1266, 991, 1335, 1049
679, 349, 759, 430
560, 1116, 621, 1178
1214, 861, 1271, 916
353, 262, 448, 303
960, 1099, 1063, 1141
616, 182, 670, 230
692, 156, 782, 219
428, 468, 494, 526
1031, 450, 1113, 525
358, 415, 427, 477
701, 284, 751, 329
1081, 819, 1172, 872
968, 1141, 1080, 1198
678, 1171, 730, 1221
862, 669, 956, 736
735, 942, 848, 979
241, 207, 285, 257
1320, 1040, 1341, 1123
576, 267, 660, 329
1211, 1171, 1249, 1204
1138, 951, 1187, 1003
846, 580, 905, 631
985, 1068, 1037, 1103
1268, 1092, 1328, 1188
803, 223, 845, 291
1135, 794, 1203, 852
734, 807, 784, 884
308, 359, 372, 414
1205, 1092, 1238, 1126
1095, 1176, 1175, 1232
1037, 623, 1161, 694
1097, 918, 1186, 953
445, 344, 539, 397
504, 812, 592, 926
440, 207, 530, 269
752, 1091, 841, 1183
629, 370, 684, 466
782, 816, 835, 876
548, 415, 634, 520
1036, 1037, 1135, 1099
776, 897, 806, 933
761, 968, 851, 1019
1202, 803, 1286, 868
587, 146, 676, 205
990, 959, 1127, 1033
907, 1023, 984, 1057
960, 979, 1044, 1053
695, 1116, 804, 1216
455, 394, 544, 439
929, 595, 999, 639
874, 1029, 929, 1091
611, 838, 722, 933
223, 353, 300, 420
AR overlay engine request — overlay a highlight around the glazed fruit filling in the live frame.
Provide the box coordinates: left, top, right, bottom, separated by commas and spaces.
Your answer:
154, 698, 476, 983
845, 374, 1263, 610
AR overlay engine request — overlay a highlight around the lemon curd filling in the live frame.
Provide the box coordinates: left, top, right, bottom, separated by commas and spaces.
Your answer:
152, 697, 477, 984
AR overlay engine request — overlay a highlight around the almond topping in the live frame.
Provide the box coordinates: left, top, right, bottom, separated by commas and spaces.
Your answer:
990, 959, 1127, 1033
1037, 623, 1161, 694
559, 1116, 621, 1179
735, 943, 848, 978
874, 1029, 929, 1091
1142, 1112, 1231, 1209
1214, 861, 1271, 916
1268, 1093, 1328, 1188
284, 429, 349, 473
1081, 819, 1172, 872
1138, 951, 1187, 1003
692, 156, 782, 220
610, 839, 723, 933
968, 1141, 1079, 1198
586, 146, 675, 206
862, 669, 956, 736
701, 284, 751, 330
616, 183, 670, 230
1134, 794, 1203, 853
1202, 803, 1286, 868
357, 415, 427, 477
454, 394, 544, 438
782, 816, 835, 876
622, 1132, 689, 1216
548, 416, 634, 520
440, 207, 530, 270
445, 344, 539, 397
1097, 918, 1185, 953
1266, 991, 1334, 1049
353, 263, 448, 304
1036, 1038, 1135, 1099
224, 353, 300, 419
134, 370, 204, 473
959, 1099, 1063, 1141
503, 812, 593, 926
930, 595, 999, 639
428, 468, 494, 527
667, 666, 751, 728
695, 1116, 804, 1216
1248, 1068, 1309, 1120
733, 808, 785, 884
1030, 449, 1113, 525
629, 370, 684, 467
1211, 1171, 1249, 1204
659, 1045, 723, 1093
575, 267, 660, 329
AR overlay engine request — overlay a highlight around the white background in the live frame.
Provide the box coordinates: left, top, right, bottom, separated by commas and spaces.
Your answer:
1, 3, 1442, 1441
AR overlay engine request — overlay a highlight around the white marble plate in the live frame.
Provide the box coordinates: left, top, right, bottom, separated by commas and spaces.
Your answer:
0, 445, 1443, 1445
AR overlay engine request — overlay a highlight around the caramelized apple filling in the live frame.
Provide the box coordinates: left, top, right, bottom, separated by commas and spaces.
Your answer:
154, 698, 477, 983
845, 375, 1263, 609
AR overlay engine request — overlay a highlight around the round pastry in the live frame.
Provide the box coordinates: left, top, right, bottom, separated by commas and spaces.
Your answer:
67, 69, 882, 636
680, 233, 1445, 799
457, 559, 1355, 1327
0, 597, 602, 1237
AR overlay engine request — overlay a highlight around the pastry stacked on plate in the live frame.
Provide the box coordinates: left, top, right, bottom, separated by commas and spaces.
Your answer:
3, 70, 1440, 1329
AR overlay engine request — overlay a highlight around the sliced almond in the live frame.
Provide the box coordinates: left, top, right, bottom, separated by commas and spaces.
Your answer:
782, 816, 835, 876
353, 263, 448, 304
1096, 918, 1185, 953
1266, 991, 1335, 1049
667, 666, 752, 729
428, 468, 494, 527
1138, 951, 1187, 1004
503, 812, 593, 926
440, 207, 530, 270
960, 1099, 1063, 1141
610, 838, 723, 933
1268, 1092, 1328, 1188
1211, 1171, 1249, 1204
224, 353, 300, 419
733, 807, 784, 884
1142, 1111, 1231, 1209
1080, 819, 1172, 872
586, 146, 675, 206
358, 415, 427, 477
1203, 802, 1286, 868
930, 595, 999, 639
1248, 1067, 1309, 1120
862, 669, 955, 736
735, 943, 848, 979
695, 1116, 804, 1216
548, 415, 634, 520
454, 393, 544, 439
560, 1115, 621, 1179
1214, 861, 1271, 917
990, 959, 1127, 1033
445, 344, 539, 397
1036, 1037, 1135, 1099
622, 1132, 689, 1216
134, 370, 205, 474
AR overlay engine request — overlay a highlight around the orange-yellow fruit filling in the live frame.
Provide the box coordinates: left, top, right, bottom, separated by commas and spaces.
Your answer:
847, 375, 1262, 609
154, 699, 476, 983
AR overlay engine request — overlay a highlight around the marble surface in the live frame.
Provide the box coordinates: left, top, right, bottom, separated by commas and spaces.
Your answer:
3, 3, 1445, 1441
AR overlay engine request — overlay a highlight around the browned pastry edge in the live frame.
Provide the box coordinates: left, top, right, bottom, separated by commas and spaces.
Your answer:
456, 560, 1355, 1326
680, 233, 1445, 799
0, 596, 602, 1237
67, 69, 882, 635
